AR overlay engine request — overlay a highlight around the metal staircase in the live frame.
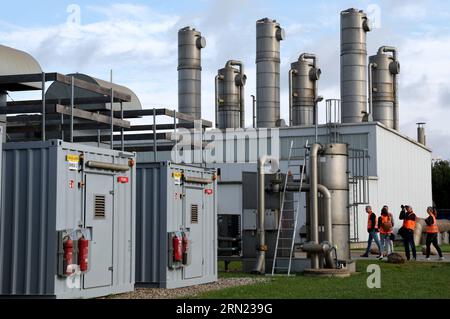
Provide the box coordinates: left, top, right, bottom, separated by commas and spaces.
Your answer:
271, 140, 308, 276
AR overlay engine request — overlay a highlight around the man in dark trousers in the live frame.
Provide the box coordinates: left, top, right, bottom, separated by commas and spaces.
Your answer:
361, 206, 382, 258
399, 205, 417, 261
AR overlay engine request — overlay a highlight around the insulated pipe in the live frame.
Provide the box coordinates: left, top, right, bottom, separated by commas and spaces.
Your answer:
288, 69, 296, 126
378, 46, 399, 130
285, 183, 332, 244
226, 60, 246, 128
309, 143, 322, 269
215, 74, 221, 128
251, 95, 257, 128
300, 242, 336, 269
251, 95, 256, 128
254, 155, 279, 274
368, 62, 377, 122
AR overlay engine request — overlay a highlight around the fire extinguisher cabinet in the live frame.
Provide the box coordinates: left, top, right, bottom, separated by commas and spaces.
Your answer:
135, 162, 218, 289
0, 140, 136, 299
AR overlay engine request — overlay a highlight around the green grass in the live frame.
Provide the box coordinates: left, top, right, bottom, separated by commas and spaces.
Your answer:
197, 260, 450, 299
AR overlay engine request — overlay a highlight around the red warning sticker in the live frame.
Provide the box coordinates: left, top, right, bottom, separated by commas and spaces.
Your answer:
118, 176, 129, 184
69, 180, 75, 189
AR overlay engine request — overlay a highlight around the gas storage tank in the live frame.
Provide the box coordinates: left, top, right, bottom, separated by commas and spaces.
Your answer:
369, 47, 400, 130
178, 27, 206, 120
256, 18, 285, 128
290, 54, 321, 126
340, 8, 371, 123
318, 143, 350, 261
216, 61, 247, 129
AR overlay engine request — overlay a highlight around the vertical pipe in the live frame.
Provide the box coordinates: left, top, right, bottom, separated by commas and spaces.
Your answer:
309, 143, 322, 269
288, 69, 295, 126
251, 95, 257, 128
256, 18, 284, 128
254, 155, 279, 274
340, 8, 371, 123
240, 81, 245, 129
110, 88, 114, 150
368, 62, 376, 122
153, 108, 157, 162
97, 111, 100, 147
120, 102, 124, 152
178, 27, 206, 120
70, 76, 74, 143
41, 72, 46, 141
215, 75, 220, 128
60, 113, 64, 141
174, 110, 177, 163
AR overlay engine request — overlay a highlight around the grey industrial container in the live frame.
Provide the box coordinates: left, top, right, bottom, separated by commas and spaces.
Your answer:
0, 140, 136, 299
135, 162, 217, 289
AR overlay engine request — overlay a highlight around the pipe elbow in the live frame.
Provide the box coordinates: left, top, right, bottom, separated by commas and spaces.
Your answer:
258, 155, 279, 174
317, 184, 331, 199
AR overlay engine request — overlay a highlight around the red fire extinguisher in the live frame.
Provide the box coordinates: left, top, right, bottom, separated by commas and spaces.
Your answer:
173, 234, 183, 262
78, 237, 89, 272
182, 233, 189, 254
63, 239, 74, 276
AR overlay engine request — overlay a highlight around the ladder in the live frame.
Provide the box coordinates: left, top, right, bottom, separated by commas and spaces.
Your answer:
271, 140, 308, 276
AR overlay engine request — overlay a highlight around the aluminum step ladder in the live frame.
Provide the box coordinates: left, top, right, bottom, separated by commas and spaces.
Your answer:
271, 140, 308, 276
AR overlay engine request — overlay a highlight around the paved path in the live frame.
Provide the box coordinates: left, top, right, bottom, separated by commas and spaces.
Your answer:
351, 251, 450, 263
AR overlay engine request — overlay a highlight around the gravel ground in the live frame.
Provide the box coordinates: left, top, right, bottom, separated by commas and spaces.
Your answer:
109, 278, 268, 299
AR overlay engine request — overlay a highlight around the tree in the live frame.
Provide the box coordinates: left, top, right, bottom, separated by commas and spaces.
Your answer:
432, 160, 450, 209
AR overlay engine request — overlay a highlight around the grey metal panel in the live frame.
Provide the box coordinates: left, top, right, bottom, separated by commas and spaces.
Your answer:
83, 174, 114, 289
184, 186, 204, 279
340, 8, 371, 123
0, 140, 135, 298
256, 18, 284, 128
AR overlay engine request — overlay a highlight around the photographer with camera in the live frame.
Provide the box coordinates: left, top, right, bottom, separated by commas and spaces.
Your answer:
399, 205, 417, 261
361, 206, 382, 258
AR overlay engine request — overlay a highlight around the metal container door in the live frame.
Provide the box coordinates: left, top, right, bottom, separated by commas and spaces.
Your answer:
83, 173, 114, 289
183, 186, 204, 279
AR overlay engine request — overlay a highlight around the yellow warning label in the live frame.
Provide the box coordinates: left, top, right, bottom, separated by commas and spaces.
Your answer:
66, 155, 80, 163
172, 172, 183, 179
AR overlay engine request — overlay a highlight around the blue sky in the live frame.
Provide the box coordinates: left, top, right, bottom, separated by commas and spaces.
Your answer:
1, 0, 450, 158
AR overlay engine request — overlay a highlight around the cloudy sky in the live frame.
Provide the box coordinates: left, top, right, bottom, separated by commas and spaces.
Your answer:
1, 0, 450, 159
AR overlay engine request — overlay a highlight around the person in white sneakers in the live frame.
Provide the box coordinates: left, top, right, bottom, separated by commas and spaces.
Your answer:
378, 206, 394, 260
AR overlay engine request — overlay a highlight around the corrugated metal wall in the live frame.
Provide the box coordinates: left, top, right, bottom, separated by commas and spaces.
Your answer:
135, 163, 166, 285
0, 142, 58, 296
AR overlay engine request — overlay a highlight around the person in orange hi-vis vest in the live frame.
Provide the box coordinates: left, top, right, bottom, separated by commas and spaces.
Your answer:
378, 206, 394, 260
399, 205, 417, 261
361, 206, 382, 258
425, 207, 444, 261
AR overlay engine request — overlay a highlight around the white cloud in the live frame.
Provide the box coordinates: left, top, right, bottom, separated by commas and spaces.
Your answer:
0, 4, 180, 72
